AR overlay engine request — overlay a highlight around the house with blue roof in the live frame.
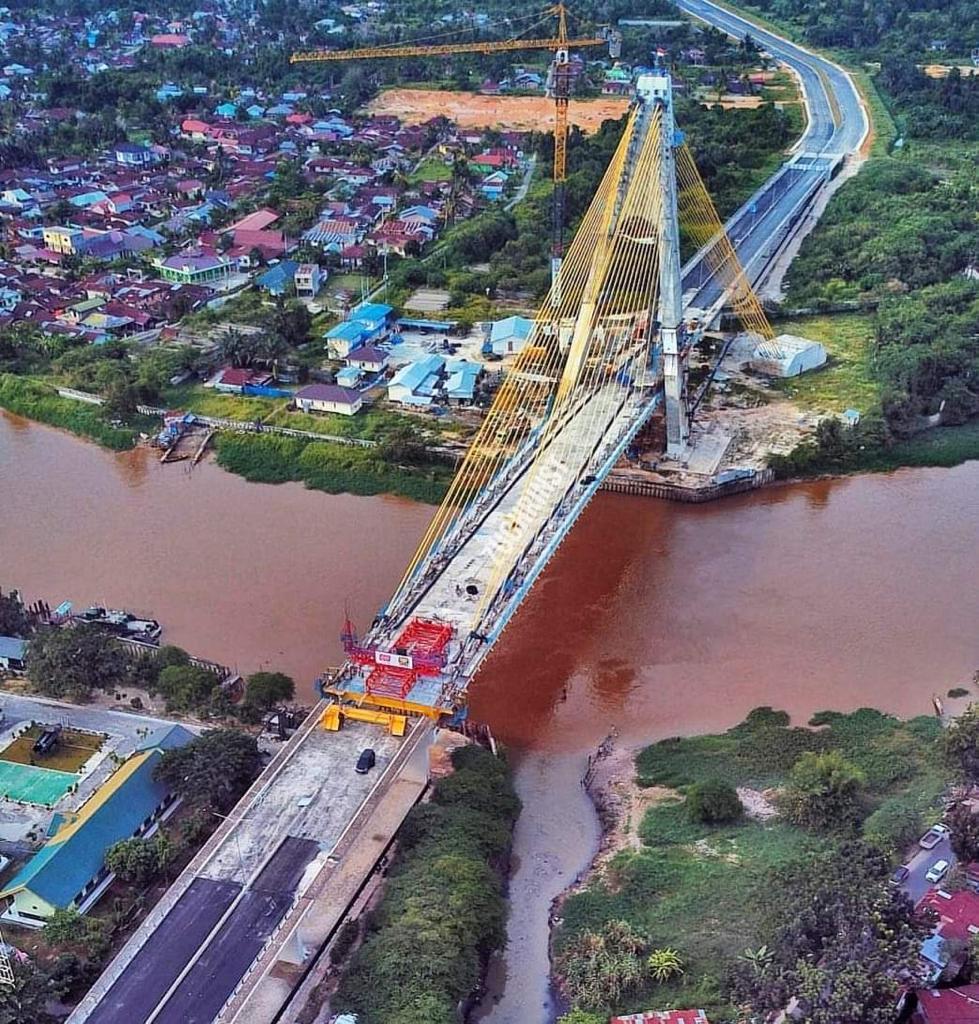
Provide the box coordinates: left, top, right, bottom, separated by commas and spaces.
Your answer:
325, 320, 369, 358
488, 315, 534, 356
214, 101, 237, 118
246, 103, 265, 118
324, 302, 394, 357
256, 259, 299, 296
0, 636, 27, 672
0, 724, 193, 927
444, 359, 481, 404
387, 354, 446, 406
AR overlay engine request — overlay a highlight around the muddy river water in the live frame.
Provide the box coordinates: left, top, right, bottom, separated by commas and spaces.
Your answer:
2, 412, 977, 1020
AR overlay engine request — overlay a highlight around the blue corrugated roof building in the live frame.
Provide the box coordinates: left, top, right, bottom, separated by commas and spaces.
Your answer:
0, 724, 194, 927
256, 259, 299, 296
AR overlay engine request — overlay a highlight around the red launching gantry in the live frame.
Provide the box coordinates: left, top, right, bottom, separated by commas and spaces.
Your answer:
341, 616, 453, 699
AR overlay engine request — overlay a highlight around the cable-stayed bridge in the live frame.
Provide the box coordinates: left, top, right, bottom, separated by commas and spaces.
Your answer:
71, 29, 869, 1024
323, 71, 782, 722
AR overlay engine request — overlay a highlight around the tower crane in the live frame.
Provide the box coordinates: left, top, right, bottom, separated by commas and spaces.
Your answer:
290, 4, 622, 289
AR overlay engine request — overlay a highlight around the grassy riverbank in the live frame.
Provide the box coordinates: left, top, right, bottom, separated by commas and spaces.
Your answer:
214, 431, 452, 504
334, 744, 520, 1022
554, 707, 945, 1021
0, 374, 140, 450
771, 419, 979, 480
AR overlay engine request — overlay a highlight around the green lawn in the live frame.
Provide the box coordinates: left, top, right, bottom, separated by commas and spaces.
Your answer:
160, 384, 281, 422
409, 157, 453, 184
773, 313, 880, 415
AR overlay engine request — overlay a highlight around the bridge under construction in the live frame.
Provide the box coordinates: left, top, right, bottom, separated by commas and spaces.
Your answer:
323, 70, 782, 724
70, 30, 867, 1020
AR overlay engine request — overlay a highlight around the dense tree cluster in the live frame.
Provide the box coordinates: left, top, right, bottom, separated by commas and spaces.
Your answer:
154, 728, 262, 813
334, 745, 519, 1024
729, 845, 925, 1023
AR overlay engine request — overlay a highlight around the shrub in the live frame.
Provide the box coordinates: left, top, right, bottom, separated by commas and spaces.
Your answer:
686, 779, 743, 824
862, 798, 923, 853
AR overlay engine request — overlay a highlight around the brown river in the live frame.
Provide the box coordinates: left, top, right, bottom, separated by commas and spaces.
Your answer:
2, 411, 978, 1021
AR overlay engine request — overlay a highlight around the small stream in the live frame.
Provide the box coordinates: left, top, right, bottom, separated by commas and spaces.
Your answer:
472, 751, 601, 1024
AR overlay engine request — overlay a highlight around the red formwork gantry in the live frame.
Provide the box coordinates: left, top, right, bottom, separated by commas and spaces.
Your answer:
341, 616, 453, 700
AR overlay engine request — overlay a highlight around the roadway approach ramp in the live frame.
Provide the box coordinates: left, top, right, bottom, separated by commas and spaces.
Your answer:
85, 838, 320, 1024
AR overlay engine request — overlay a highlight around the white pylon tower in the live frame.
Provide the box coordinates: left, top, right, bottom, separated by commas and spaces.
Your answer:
637, 70, 689, 456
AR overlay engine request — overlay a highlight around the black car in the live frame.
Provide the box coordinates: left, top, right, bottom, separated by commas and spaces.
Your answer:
890, 865, 910, 885
355, 748, 376, 774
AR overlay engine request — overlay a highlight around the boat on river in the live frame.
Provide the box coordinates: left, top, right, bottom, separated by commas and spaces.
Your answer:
72, 607, 163, 644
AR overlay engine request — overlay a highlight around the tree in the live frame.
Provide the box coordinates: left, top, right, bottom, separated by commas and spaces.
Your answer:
730, 844, 925, 1023
0, 962, 56, 1024
647, 947, 684, 982
947, 802, 979, 863
862, 798, 923, 853
945, 704, 979, 780
105, 833, 171, 885
0, 589, 30, 637
557, 1012, 605, 1024
555, 919, 649, 1010
780, 750, 865, 831
244, 671, 295, 709
154, 663, 218, 713
686, 779, 742, 824
154, 729, 262, 812
26, 625, 131, 700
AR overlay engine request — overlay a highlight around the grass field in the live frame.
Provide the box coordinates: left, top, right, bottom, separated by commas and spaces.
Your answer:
160, 384, 280, 422
0, 727, 103, 773
773, 313, 880, 414
557, 707, 945, 1019
409, 157, 453, 184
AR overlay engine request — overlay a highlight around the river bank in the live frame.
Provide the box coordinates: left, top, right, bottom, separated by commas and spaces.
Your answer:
0, 374, 452, 504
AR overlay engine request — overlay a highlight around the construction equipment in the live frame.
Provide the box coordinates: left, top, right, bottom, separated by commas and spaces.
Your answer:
290, 4, 621, 290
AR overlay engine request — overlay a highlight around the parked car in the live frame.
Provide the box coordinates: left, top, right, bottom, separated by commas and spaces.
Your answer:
355, 748, 376, 774
890, 865, 910, 885
919, 824, 951, 849
925, 859, 950, 884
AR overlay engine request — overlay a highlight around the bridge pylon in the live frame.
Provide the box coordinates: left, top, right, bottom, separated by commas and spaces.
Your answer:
637, 71, 689, 455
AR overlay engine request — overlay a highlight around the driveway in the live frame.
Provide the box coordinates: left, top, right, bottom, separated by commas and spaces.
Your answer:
902, 835, 957, 905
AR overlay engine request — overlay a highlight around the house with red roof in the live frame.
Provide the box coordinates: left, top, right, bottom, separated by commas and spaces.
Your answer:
919, 890, 979, 944
150, 34, 191, 49
213, 367, 274, 393
611, 1012, 710, 1024
914, 985, 979, 1023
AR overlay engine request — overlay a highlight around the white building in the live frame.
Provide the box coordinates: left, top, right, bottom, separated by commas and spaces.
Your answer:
294, 383, 363, 416
487, 315, 533, 356
750, 334, 827, 377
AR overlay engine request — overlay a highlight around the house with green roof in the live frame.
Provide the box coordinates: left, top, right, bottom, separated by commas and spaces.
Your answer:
0, 724, 193, 928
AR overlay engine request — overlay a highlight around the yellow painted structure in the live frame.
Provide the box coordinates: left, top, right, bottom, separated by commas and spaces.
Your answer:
320, 702, 409, 735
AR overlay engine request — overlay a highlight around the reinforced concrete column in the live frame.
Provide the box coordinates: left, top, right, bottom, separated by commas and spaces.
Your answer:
642, 71, 689, 455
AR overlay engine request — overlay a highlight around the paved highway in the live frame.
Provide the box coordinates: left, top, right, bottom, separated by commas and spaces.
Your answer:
677, 0, 868, 310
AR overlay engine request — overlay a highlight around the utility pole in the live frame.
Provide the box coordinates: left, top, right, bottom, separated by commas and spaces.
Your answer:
639, 70, 689, 455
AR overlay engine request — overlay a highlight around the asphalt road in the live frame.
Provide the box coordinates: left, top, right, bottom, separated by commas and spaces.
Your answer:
675, 0, 867, 309
85, 878, 241, 1024
903, 834, 957, 906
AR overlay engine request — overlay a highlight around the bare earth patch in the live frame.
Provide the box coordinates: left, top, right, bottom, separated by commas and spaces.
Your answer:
581, 745, 679, 876
737, 786, 779, 821
366, 88, 630, 133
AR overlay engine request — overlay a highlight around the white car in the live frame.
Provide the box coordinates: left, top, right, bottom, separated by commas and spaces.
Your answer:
925, 859, 950, 883
919, 824, 951, 849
